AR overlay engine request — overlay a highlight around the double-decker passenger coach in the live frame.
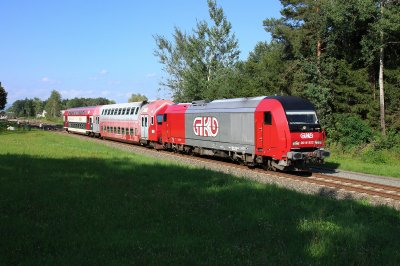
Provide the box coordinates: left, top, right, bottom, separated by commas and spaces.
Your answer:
64, 106, 102, 136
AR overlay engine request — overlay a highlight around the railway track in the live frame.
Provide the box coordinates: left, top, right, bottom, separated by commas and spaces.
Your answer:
50, 127, 400, 202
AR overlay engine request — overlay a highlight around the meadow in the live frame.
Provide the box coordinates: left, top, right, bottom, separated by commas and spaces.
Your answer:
1, 122, 400, 265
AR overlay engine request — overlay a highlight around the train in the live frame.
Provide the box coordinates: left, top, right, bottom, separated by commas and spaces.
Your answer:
64, 96, 330, 171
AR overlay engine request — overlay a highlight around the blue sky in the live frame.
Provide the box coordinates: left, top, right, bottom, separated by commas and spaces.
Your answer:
1, 0, 282, 108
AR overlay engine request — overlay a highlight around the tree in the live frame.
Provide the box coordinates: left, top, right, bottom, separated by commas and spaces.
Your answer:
0, 82, 7, 110
128, 93, 148, 103
359, 0, 400, 136
153, 0, 240, 101
33, 97, 44, 117
45, 90, 62, 118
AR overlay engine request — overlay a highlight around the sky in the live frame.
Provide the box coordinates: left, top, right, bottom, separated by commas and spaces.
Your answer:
0, 0, 283, 109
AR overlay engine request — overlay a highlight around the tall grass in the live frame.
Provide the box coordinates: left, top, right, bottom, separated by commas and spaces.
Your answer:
321, 141, 400, 178
1, 122, 400, 265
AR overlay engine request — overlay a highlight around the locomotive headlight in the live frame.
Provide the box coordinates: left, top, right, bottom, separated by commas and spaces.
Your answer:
315, 140, 322, 144
292, 141, 299, 145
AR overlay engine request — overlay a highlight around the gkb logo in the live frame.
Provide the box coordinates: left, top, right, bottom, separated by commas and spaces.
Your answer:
193, 117, 218, 137
300, 133, 313, 139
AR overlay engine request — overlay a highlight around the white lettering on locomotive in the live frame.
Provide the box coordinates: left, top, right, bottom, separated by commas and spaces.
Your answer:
300, 133, 313, 139
193, 117, 219, 137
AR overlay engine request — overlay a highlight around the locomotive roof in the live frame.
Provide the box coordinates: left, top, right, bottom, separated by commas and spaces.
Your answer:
264, 96, 316, 111
187, 95, 315, 112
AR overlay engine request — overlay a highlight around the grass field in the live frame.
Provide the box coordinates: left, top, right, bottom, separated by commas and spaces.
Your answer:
1, 122, 400, 265
315, 143, 400, 178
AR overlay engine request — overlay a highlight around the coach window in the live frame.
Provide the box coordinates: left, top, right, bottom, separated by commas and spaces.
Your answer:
135, 107, 139, 115
135, 128, 138, 136
121, 127, 124, 135
264, 111, 272, 125
118, 108, 122, 115
157, 114, 163, 125
122, 108, 126, 115
114, 127, 116, 133
126, 108, 130, 115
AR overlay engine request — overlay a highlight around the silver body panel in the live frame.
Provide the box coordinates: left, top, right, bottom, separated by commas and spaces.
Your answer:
185, 97, 266, 154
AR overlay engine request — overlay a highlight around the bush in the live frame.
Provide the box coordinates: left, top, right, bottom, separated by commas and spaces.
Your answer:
337, 115, 372, 146
361, 147, 389, 165
373, 130, 400, 150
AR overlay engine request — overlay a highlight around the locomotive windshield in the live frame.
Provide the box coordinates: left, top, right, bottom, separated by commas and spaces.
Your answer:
286, 111, 319, 124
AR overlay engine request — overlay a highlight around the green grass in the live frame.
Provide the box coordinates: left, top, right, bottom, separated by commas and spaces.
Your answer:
315, 143, 400, 178
1, 122, 400, 265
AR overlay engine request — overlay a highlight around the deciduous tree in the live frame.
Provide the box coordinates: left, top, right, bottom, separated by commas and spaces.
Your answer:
0, 82, 7, 110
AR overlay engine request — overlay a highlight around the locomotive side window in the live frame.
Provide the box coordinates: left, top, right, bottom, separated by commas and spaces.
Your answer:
151, 117, 154, 125
163, 114, 167, 122
264, 112, 272, 125
157, 114, 163, 125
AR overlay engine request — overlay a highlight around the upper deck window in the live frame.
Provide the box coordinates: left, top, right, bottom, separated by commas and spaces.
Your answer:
118, 108, 122, 115
286, 111, 318, 124
135, 107, 139, 115
122, 108, 126, 115
126, 108, 130, 115
130, 108, 135, 115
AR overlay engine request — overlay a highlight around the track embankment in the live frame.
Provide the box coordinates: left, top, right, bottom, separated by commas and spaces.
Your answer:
50, 129, 400, 210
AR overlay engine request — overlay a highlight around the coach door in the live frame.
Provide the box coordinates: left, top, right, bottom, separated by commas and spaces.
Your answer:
90, 116, 94, 130
141, 115, 149, 139
93, 116, 99, 132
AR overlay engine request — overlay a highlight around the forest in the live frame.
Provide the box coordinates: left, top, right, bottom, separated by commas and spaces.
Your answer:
153, 0, 400, 146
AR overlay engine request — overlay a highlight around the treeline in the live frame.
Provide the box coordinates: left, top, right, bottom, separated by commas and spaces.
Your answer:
154, 0, 400, 138
5, 90, 115, 118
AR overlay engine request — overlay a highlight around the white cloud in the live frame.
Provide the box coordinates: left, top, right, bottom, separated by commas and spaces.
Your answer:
107, 81, 121, 85
100, 70, 108, 74
116, 93, 125, 97
60, 90, 95, 99
42, 77, 61, 84
102, 91, 112, 96
145, 73, 156, 78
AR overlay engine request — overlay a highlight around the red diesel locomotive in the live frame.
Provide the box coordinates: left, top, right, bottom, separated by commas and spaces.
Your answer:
162, 96, 330, 171
64, 96, 330, 171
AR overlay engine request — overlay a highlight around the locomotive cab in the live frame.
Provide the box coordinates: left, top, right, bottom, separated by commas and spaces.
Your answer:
255, 96, 330, 171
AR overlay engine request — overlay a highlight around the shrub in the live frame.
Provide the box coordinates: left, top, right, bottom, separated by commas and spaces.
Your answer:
337, 115, 372, 146
361, 147, 389, 165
